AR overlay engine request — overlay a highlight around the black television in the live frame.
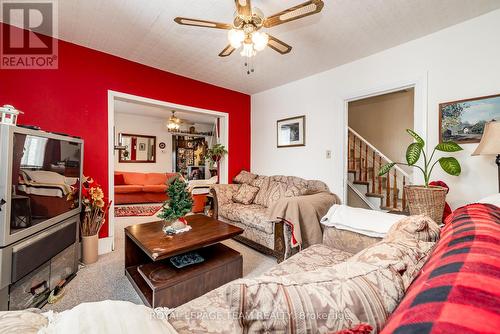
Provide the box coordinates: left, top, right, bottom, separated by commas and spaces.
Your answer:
0, 125, 83, 247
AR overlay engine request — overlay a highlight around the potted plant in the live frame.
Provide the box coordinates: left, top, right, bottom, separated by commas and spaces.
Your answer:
206, 144, 228, 166
80, 176, 111, 264
378, 129, 462, 223
159, 177, 193, 234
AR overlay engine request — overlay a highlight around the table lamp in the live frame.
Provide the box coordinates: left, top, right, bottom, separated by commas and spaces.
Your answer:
472, 121, 500, 192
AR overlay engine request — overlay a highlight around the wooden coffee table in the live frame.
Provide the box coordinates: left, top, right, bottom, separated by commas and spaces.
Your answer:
124, 214, 243, 308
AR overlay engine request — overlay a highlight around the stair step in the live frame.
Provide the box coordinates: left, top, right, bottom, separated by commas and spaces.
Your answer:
365, 192, 384, 198
353, 180, 370, 186
348, 169, 357, 174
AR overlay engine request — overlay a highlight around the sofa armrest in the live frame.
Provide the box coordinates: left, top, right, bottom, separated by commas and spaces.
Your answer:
322, 226, 381, 254
210, 184, 240, 219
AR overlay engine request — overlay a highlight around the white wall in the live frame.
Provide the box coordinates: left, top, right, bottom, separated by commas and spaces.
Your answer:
115, 113, 173, 173
252, 10, 500, 209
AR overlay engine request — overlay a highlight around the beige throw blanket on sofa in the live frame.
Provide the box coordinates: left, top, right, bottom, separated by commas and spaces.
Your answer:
267, 192, 340, 248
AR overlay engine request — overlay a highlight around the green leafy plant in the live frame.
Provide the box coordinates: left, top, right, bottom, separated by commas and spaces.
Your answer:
206, 144, 228, 164
378, 129, 463, 186
158, 177, 193, 222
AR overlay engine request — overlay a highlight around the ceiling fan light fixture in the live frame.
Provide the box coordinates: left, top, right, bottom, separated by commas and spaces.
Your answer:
228, 29, 245, 48
240, 42, 256, 58
252, 31, 268, 51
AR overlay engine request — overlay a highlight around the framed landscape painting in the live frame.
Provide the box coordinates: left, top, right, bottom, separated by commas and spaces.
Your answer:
277, 115, 305, 148
439, 93, 500, 143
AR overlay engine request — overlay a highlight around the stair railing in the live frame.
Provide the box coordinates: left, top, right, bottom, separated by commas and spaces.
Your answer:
348, 127, 411, 211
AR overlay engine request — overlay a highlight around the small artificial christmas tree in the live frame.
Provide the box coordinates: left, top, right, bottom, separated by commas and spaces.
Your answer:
158, 177, 193, 226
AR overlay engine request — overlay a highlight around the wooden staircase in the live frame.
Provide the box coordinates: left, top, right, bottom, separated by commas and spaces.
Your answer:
348, 127, 410, 213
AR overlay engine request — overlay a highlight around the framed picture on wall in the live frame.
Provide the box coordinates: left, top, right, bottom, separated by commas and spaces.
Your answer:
439, 93, 500, 143
277, 115, 305, 148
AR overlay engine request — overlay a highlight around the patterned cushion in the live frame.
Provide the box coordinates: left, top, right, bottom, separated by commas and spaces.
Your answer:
233, 170, 258, 184
212, 184, 240, 206
237, 206, 275, 234
251, 176, 271, 207
381, 203, 500, 334
386, 214, 440, 243
323, 227, 381, 254
226, 261, 405, 333
349, 215, 440, 289
265, 244, 353, 277
232, 184, 259, 205
218, 203, 262, 221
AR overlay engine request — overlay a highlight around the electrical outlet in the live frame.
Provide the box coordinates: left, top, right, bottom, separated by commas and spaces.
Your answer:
326, 150, 332, 159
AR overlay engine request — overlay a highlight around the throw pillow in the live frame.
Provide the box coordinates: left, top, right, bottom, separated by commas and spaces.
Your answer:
232, 184, 260, 205
349, 215, 440, 289
251, 176, 271, 206
226, 261, 405, 333
114, 173, 125, 185
233, 170, 258, 184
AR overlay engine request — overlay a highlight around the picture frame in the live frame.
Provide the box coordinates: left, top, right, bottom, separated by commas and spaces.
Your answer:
439, 93, 500, 143
277, 115, 306, 148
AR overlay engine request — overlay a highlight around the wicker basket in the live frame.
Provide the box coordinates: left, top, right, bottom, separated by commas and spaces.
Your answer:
404, 185, 447, 224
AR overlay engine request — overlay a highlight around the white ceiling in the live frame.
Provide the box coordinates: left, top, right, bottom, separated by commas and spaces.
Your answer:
20, 1, 500, 93
115, 98, 218, 125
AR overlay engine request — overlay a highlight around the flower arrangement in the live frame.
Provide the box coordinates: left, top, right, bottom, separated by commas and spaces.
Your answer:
206, 143, 228, 164
81, 176, 111, 237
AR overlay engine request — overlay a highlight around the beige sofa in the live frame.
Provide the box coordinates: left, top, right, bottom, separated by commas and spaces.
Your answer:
211, 172, 336, 262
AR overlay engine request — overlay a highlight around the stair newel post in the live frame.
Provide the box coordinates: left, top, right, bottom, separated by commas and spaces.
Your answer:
364, 144, 368, 182
393, 169, 398, 209
378, 156, 382, 195
402, 176, 407, 211
385, 167, 391, 208
371, 150, 376, 193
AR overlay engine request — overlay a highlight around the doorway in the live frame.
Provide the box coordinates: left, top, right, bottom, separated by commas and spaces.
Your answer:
104, 91, 229, 253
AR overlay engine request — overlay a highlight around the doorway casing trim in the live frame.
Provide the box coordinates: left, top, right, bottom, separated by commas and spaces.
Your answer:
104, 90, 230, 254
340, 74, 428, 204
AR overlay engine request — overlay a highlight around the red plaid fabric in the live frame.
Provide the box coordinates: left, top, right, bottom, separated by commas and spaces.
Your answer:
381, 203, 500, 334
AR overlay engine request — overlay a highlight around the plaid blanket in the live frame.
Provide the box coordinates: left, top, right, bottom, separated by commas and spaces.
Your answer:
381, 203, 500, 334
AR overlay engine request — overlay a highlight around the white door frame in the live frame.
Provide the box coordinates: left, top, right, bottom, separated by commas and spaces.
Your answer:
102, 90, 230, 254
340, 74, 428, 203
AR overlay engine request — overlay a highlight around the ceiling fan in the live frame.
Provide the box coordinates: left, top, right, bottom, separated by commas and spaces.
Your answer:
174, 0, 325, 58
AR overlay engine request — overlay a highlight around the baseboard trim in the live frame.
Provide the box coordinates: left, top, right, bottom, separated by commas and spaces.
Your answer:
98, 236, 114, 255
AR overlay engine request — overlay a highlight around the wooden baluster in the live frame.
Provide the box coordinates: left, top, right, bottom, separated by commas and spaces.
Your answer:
371, 150, 376, 193
352, 136, 356, 171
385, 168, 390, 208
348, 132, 352, 170
364, 144, 368, 182
358, 140, 362, 181
393, 170, 398, 209
402, 176, 407, 211
378, 156, 382, 195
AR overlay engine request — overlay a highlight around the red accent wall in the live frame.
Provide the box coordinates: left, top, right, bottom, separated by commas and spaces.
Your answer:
0, 23, 251, 237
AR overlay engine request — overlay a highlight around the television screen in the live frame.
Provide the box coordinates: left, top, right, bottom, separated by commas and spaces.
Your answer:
10, 133, 82, 234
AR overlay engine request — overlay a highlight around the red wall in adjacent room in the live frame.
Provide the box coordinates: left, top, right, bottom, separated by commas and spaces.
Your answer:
0, 23, 251, 238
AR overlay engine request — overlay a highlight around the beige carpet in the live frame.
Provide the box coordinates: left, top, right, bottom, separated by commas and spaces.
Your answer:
43, 213, 276, 312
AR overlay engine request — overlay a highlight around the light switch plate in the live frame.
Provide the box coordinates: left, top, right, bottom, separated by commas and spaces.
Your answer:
326, 150, 332, 159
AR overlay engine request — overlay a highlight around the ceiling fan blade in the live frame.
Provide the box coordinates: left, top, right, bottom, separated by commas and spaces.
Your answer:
219, 45, 236, 57
267, 35, 292, 55
174, 17, 232, 30
234, 0, 252, 17
263, 0, 324, 28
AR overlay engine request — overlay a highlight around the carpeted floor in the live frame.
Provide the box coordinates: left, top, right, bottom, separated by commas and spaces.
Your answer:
43, 211, 276, 312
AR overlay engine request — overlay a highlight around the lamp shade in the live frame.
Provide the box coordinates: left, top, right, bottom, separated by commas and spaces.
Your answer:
472, 121, 500, 156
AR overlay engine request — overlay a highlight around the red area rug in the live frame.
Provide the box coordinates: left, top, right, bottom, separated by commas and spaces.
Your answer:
114, 205, 162, 217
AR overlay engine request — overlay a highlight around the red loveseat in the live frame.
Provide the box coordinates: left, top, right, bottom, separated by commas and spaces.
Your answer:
114, 171, 178, 205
